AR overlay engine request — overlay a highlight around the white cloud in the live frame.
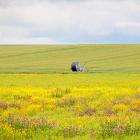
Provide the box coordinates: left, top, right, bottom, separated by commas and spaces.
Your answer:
0, 37, 53, 44
116, 22, 140, 36
0, 0, 140, 44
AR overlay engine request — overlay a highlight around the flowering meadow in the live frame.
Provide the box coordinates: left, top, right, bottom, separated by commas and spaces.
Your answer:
0, 73, 140, 140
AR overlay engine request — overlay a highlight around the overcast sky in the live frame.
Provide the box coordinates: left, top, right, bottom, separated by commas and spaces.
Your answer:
0, 0, 140, 44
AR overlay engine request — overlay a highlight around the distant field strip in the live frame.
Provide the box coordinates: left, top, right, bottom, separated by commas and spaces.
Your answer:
0, 44, 140, 73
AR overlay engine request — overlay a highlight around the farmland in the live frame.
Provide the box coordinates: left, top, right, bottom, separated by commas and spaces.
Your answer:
0, 44, 140, 139
0, 44, 140, 73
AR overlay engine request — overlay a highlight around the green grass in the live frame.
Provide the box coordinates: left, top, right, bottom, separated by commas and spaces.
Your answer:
0, 44, 140, 73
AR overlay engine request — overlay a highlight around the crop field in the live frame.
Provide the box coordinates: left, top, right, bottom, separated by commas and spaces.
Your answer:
0, 44, 140, 73
0, 73, 140, 140
0, 44, 140, 139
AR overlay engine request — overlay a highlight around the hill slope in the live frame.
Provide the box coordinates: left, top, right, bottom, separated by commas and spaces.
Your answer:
0, 44, 140, 73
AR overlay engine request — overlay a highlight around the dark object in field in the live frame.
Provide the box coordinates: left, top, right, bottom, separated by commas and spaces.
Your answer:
70, 62, 88, 72
70, 62, 82, 72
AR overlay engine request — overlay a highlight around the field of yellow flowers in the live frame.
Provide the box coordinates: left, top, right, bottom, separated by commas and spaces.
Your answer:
0, 73, 140, 140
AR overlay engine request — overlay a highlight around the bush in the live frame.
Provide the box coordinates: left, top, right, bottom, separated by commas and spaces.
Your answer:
51, 88, 71, 98
0, 101, 8, 110
56, 124, 86, 138
75, 106, 96, 116
55, 96, 77, 107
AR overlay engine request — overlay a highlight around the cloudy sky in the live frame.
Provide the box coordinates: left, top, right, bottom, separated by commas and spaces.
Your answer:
0, 0, 140, 44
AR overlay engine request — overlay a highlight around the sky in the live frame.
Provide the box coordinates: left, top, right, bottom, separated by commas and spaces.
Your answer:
0, 0, 140, 44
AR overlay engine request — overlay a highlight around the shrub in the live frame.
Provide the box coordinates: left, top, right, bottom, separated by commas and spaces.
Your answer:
103, 106, 117, 116
51, 88, 64, 98
96, 120, 140, 139
65, 88, 71, 94
55, 96, 77, 107
130, 105, 140, 112
51, 88, 71, 98
56, 124, 86, 138
9, 100, 20, 108
13, 94, 23, 100
111, 97, 132, 106
0, 101, 8, 110
0, 114, 56, 130
75, 106, 96, 116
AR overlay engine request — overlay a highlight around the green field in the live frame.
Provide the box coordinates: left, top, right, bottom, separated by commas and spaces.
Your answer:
0, 44, 140, 73
0, 44, 140, 139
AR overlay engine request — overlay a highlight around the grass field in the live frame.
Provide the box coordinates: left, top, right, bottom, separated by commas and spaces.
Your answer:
0, 44, 140, 139
0, 73, 140, 140
0, 44, 140, 73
